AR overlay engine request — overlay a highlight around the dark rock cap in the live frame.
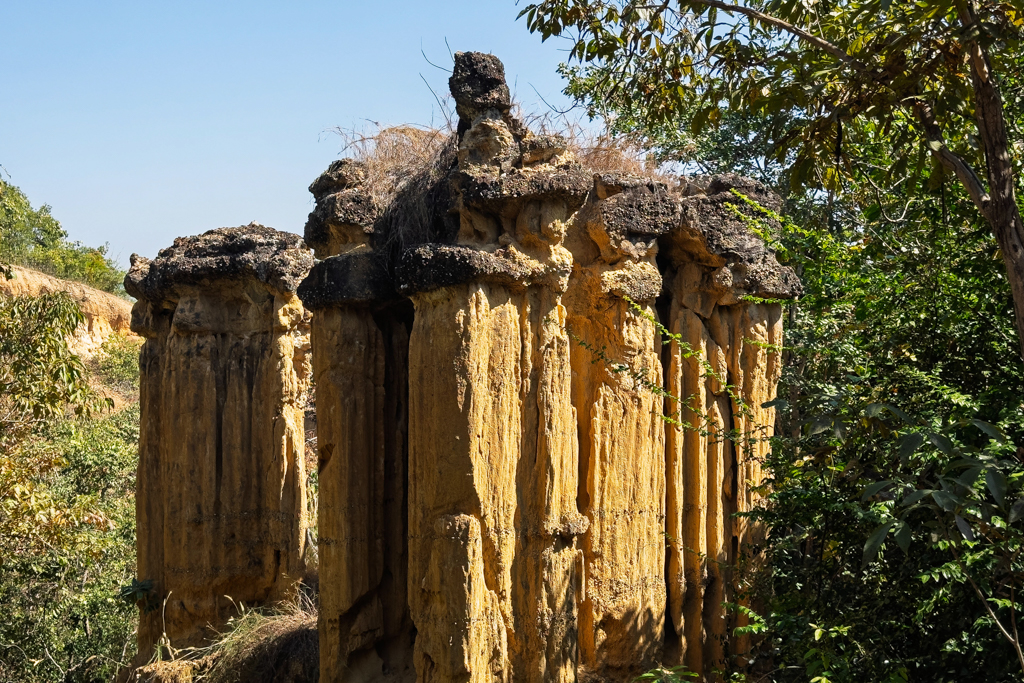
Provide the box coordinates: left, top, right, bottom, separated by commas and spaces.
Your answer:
124, 223, 314, 302
520, 134, 568, 165
449, 52, 511, 122
397, 244, 540, 294
456, 165, 592, 209
589, 174, 681, 242
309, 159, 367, 201
304, 189, 378, 256
664, 174, 802, 299
297, 252, 396, 309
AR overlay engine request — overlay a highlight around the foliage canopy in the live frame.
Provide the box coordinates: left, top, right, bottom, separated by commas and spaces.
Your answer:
522, 0, 1024, 357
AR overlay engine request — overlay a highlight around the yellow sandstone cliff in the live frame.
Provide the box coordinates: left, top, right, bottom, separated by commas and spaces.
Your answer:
0, 264, 135, 355
129, 52, 801, 683
296, 53, 800, 682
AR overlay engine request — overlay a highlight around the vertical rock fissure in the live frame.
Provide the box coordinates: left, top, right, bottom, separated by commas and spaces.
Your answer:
213, 338, 224, 520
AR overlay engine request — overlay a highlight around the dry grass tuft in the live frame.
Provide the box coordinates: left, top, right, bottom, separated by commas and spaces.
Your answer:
204, 593, 318, 683
333, 123, 459, 264
157, 592, 321, 683
333, 108, 671, 213
519, 108, 671, 182
334, 124, 456, 212
326, 108, 674, 264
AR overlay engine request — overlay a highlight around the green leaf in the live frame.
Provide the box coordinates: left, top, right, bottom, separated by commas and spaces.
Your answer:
958, 466, 983, 486
862, 480, 893, 500
883, 404, 913, 424
863, 521, 894, 568
900, 489, 933, 506
1009, 498, 1024, 523
894, 520, 912, 553
928, 433, 955, 456
986, 469, 1008, 507
899, 432, 925, 461
971, 419, 1007, 444
931, 490, 960, 511
865, 402, 886, 418
955, 514, 976, 541
809, 418, 832, 436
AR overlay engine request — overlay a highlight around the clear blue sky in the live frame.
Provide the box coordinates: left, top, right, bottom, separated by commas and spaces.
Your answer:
1, 1, 579, 265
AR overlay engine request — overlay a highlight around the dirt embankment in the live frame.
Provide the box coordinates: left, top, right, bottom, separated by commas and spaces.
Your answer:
0, 265, 136, 356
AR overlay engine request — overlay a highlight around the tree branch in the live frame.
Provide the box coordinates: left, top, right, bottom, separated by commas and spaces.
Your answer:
682, 0, 867, 69
912, 99, 992, 216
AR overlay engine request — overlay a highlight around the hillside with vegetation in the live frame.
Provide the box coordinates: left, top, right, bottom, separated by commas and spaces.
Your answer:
0, 181, 140, 682
0, 180, 126, 296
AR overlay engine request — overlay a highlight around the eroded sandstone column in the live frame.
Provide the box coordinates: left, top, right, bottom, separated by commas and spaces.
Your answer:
125, 224, 312, 659
564, 175, 677, 678
658, 176, 800, 675
298, 161, 417, 683
398, 52, 590, 683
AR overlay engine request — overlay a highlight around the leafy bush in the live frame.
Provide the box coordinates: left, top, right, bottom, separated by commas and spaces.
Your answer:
0, 291, 139, 681
0, 406, 139, 682
0, 292, 103, 450
95, 333, 143, 395
741, 192, 1024, 681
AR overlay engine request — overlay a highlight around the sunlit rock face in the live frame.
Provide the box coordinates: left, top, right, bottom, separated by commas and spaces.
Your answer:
125, 224, 313, 660
298, 158, 417, 683
0, 264, 137, 356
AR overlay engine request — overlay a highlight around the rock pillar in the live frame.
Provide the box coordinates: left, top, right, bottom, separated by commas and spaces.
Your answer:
397, 52, 591, 683
298, 162, 417, 682
564, 175, 678, 678
125, 224, 312, 659
659, 176, 800, 675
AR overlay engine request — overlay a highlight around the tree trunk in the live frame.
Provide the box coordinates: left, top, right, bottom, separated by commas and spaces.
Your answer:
971, 48, 1024, 360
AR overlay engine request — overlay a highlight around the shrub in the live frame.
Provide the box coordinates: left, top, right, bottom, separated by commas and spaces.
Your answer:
95, 333, 143, 395
0, 405, 139, 682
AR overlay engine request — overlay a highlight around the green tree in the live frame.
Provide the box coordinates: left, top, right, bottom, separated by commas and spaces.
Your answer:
521, 0, 1024, 357
0, 292, 107, 564
0, 293, 138, 681
520, 4, 1024, 674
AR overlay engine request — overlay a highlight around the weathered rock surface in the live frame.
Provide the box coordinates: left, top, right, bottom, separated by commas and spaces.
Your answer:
0, 264, 136, 356
660, 187, 792, 673
300, 213, 415, 681
127, 223, 312, 659
564, 176, 675, 679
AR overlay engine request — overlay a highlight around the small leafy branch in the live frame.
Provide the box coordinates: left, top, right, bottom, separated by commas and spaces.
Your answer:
855, 406, 1024, 670
633, 664, 699, 681
117, 578, 159, 614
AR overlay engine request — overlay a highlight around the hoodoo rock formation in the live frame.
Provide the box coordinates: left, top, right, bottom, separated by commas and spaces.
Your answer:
296, 53, 799, 682
125, 224, 313, 660
298, 159, 416, 681
129, 53, 799, 683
